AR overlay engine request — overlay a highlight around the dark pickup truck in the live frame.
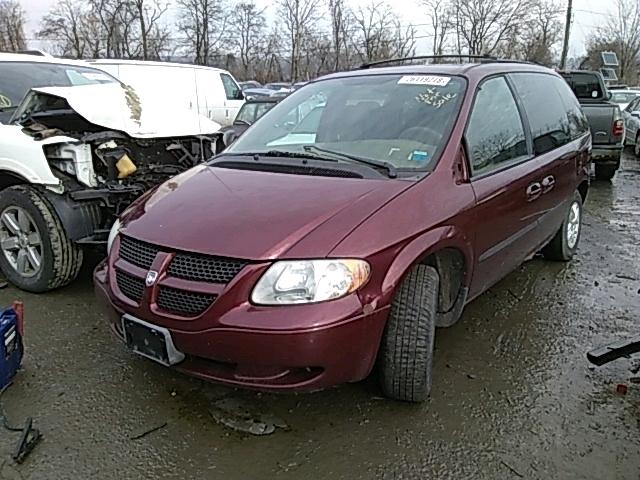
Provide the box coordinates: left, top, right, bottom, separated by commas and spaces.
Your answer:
560, 70, 624, 180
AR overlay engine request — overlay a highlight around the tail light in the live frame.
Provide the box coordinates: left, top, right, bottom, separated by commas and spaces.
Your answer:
613, 119, 624, 137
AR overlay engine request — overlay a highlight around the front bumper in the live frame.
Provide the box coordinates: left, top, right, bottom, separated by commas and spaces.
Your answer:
94, 261, 390, 392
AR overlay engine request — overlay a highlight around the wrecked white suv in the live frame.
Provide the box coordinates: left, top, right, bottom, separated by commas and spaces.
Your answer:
0, 54, 220, 292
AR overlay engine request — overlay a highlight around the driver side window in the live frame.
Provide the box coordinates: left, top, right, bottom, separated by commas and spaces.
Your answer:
465, 76, 528, 176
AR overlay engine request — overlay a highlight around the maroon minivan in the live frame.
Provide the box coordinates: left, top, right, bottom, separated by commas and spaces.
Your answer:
95, 58, 591, 402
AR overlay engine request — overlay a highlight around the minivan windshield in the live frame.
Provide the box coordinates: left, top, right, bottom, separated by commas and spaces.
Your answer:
226, 74, 466, 174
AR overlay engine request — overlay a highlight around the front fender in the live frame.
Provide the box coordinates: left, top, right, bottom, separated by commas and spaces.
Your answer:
0, 126, 71, 187
380, 225, 475, 304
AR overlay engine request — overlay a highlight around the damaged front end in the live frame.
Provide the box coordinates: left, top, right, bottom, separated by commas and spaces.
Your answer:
12, 85, 218, 245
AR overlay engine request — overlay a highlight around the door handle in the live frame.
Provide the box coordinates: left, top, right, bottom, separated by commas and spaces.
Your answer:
526, 182, 542, 201
542, 175, 555, 193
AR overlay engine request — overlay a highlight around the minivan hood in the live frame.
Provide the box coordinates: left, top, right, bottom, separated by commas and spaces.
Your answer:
27, 83, 221, 137
120, 165, 407, 260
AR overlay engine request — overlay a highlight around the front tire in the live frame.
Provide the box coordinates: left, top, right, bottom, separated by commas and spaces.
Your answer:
635, 134, 640, 157
0, 186, 83, 292
379, 264, 439, 402
542, 191, 582, 262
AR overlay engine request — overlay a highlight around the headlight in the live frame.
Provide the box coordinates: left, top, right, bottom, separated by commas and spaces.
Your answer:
251, 259, 370, 305
107, 218, 121, 254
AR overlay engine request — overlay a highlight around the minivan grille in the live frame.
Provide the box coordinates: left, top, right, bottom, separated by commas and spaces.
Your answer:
168, 254, 248, 283
116, 270, 145, 303
119, 236, 248, 284
119, 236, 158, 269
157, 286, 217, 316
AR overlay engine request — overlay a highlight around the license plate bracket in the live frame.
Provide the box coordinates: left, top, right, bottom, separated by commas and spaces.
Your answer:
122, 315, 185, 366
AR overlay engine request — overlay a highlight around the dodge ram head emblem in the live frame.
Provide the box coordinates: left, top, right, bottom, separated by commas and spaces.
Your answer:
145, 270, 158, 287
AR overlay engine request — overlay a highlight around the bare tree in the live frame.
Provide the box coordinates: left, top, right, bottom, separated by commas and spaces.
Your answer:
586, 0, 640, 84
517, 1, 562, 64
278, 0, 321, 81
0, 0, 26, 51
423, 0, 452, 56
230, 1, 266, 78
39, 0, 93, 58
352, 1, 416, 63
452, 0, 532, 55
177, 0, 229, 65
87, 0, 126, 57
329, 0, 351, 70
132, 0, 168, 59
254, 26, 284, 82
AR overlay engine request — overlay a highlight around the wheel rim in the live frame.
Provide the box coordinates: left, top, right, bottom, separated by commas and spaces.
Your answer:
636, 137, 640, 156
566, 201, 581, 250
0, 206, 43, 278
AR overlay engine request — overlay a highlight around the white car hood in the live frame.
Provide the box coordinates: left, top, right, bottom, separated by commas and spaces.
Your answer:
29, 83, 221, 138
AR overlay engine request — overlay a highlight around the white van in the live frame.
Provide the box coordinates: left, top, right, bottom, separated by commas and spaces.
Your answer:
89, 60, 245, 127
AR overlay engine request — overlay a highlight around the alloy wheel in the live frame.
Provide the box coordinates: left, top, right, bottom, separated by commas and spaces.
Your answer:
566, 201, 581, 250
0, 206, 43, 277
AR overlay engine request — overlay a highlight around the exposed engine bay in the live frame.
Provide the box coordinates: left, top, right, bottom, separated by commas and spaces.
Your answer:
10, 87, 218, 243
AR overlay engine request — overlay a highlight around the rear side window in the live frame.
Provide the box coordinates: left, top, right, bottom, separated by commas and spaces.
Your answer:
221, 73, 241, 100
465, 76, 527, 175
549, 75, 590, 138
510, 73, 572, 154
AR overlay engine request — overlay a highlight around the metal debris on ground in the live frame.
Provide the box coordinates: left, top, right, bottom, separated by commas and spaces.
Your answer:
130, 422, 168, 440
616, 384, 629, 395
209, 397, 288, 436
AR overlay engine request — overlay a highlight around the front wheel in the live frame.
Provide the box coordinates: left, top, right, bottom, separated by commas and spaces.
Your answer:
378, 264, 439, 402
0, 186, 83, 292
542, 191, 582, 262
635, 134, 640, 158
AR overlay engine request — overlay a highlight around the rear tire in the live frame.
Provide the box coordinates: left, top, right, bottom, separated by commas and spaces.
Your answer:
379, 264, 439, 402
594, 163, 617, 181
542, 191, 582, 262
0, 186, 83, 292
635, 134, 640, 157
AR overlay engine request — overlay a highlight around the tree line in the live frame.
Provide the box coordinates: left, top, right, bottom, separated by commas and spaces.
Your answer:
1, 0, 639, 84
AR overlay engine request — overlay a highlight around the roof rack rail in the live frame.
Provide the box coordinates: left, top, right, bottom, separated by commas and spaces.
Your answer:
359, 55, 545, 69
359, 55, 497, 69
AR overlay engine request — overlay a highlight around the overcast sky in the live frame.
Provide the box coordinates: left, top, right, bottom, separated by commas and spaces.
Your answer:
22, 0, 611, 58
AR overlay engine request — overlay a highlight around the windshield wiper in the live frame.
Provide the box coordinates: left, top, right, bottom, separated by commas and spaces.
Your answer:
0, 106, 17, 113
219, 150, 339, 162
303, 145, 397, 178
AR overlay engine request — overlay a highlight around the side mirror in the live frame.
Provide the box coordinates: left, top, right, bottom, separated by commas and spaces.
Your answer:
632, 111, 640, 119
223, 129, 238, 147
235, 90, 244, 101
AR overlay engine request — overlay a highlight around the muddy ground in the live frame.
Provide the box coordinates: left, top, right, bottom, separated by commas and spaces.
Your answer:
0, 154, 639, 480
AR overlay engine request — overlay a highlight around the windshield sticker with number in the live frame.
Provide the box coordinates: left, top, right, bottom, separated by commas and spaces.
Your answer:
398, 75, 451, 86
